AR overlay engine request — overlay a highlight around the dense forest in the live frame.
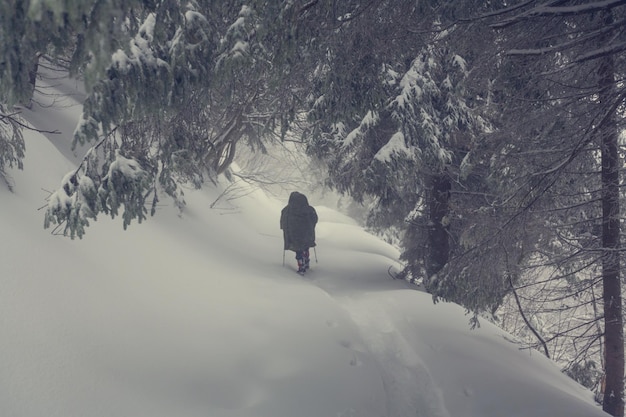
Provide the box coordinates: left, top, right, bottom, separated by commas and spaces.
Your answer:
1, 1, 625, 415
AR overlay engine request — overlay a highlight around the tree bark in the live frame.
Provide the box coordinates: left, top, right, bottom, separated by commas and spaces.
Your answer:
426, 174, 451, 277
599, 11, 624, 416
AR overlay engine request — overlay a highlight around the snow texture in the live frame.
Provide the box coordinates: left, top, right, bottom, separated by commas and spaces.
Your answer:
1, 71, 610, 417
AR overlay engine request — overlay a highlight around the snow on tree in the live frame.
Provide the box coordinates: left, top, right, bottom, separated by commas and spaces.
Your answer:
483, 1, 626, 413
0, 0, 148, 194
0, 105, 25, 190
41, 1, 318, 237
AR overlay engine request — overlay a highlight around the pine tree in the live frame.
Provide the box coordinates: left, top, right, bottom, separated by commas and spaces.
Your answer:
42, 1, 314, 237
0, 0, 147, 194
304, 1, 500, 306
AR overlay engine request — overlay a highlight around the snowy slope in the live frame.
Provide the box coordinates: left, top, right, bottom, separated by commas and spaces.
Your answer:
0, 78, 609, 417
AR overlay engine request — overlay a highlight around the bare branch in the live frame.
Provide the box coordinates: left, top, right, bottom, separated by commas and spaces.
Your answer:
508, 272, 551, 358
491, 0, 626, 29
1, 108, 61, 135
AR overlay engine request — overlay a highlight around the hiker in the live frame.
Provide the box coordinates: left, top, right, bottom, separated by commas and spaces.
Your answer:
280, 191, 318, 274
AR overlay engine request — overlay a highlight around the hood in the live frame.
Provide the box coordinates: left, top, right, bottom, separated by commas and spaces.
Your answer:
288, 191, 309, 208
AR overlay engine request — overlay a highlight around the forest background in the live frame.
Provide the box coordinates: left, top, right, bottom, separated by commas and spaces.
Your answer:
1, 0, 625, 415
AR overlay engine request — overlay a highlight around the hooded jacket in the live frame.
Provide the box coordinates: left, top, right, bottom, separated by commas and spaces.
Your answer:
280, 192, 318, 251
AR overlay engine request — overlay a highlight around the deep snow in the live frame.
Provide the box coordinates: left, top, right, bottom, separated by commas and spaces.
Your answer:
0, 71, 609, 417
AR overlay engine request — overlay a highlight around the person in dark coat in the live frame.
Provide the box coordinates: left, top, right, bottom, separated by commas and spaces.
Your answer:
280, 191, 318, 273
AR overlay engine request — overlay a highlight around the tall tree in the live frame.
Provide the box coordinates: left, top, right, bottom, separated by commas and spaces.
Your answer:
488, 1, 626, 414
303, 1, 509, 310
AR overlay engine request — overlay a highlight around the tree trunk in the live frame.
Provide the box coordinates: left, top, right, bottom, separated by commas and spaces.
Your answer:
25, 56, 39, 109
426, 174, 451, 277
599, 11, 624, 416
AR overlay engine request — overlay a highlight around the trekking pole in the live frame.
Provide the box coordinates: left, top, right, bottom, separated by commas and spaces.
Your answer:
313, 247, 318, 263
282, 250, 285, 267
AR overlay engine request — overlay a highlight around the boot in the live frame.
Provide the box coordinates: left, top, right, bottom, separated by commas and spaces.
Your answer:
297, 257, 306, 274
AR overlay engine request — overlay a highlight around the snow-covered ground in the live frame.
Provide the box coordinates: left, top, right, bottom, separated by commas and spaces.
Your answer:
0, 74, 609, 417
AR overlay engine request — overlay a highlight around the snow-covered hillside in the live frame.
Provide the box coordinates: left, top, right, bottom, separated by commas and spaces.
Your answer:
0, 75, 609, 417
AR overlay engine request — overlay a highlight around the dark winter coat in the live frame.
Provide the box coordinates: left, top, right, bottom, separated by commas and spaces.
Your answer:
280, 192, 318, 251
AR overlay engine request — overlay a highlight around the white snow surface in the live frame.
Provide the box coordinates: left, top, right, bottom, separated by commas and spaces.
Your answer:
1, 76, 609, 417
